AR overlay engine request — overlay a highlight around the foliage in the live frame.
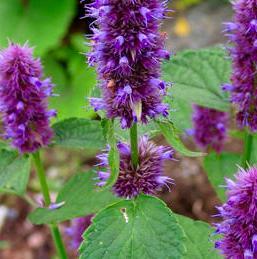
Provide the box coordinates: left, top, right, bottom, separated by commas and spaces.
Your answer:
156, 120, 204, 157
101, 120, 120, 190
29, 171, 119, 224
176, 215, 221, 258
80, 195, 186, 259
0, 149, 31, 195
45, 34, 97, 120
0, 0, 76, 56
163, 48, 231, 131
52, 118, 106, 149
203, 152, 240, 201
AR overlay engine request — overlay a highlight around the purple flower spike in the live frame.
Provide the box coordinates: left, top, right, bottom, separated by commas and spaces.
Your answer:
0, 43, 55, 153
214, 167, 257, 258
66, 215, 94, 251
96, 136, 174, 199
224, 0, 257, 132
192, 105, 229, 153
84, 0, 171, 128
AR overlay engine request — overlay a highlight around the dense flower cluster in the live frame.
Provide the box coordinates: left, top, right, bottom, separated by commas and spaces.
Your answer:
85, 0, 171, 128
223, 0, 257, 131
96, 136, 174, 198
192, 105, 228, 153
66, 215, 94, 250
0, 43, 55, 153
215, 167, 257, 258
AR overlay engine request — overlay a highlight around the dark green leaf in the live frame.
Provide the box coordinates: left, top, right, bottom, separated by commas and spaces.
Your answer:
0, 0, 76, 55
203, 152, 240, 201
80, 195, 186, 259
176, 215, 221, 258
0, 149, 31, 195
157, 120, 204, 157
29, 171, 119, 224
52, 118, 106, 149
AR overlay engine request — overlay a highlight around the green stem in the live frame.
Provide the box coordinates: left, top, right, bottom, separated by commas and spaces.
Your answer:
130, 123, 139, 169
241, 132, 253, 169
32, 151, 68, 259
23, 194, 37, 208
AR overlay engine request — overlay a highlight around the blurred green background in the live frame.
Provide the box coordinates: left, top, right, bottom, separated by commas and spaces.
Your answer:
0, 0, 97, 121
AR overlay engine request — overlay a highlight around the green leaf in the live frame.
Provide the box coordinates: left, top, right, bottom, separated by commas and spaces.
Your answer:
169, 97, 193, 132
203, 152, 240, 201
29, 171, 119, 224
0, 149, 31, 195
44, 36, 97, 120
80, 195, 186, 259
0, 0, 76, 55
163, 48, 231, 112
176, 215, 221, 259
0, 240, 10, 250
67, 36, 97, 119
156, 120, 204, 157
52, 118, 106, 149
249, 134, 257, 164
101, 120, 120, 190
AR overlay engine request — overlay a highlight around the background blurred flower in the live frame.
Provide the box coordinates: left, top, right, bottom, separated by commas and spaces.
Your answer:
0, 43, 55, 153
192, 105, 228, 153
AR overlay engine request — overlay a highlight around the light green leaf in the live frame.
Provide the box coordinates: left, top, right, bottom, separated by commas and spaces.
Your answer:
67, 36, 97, 119
169, 97, 193, 132
52, 118, 106, 149
44, 36, 97, 120
0, 149, 31, 195
29, 171, 119, 224
176, 215, 221, 259
157, 120, 204, 157
163, 48, 231, 114
80, 195, 186, 259
203, 152, 240, 201
0, 0, 76, 55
